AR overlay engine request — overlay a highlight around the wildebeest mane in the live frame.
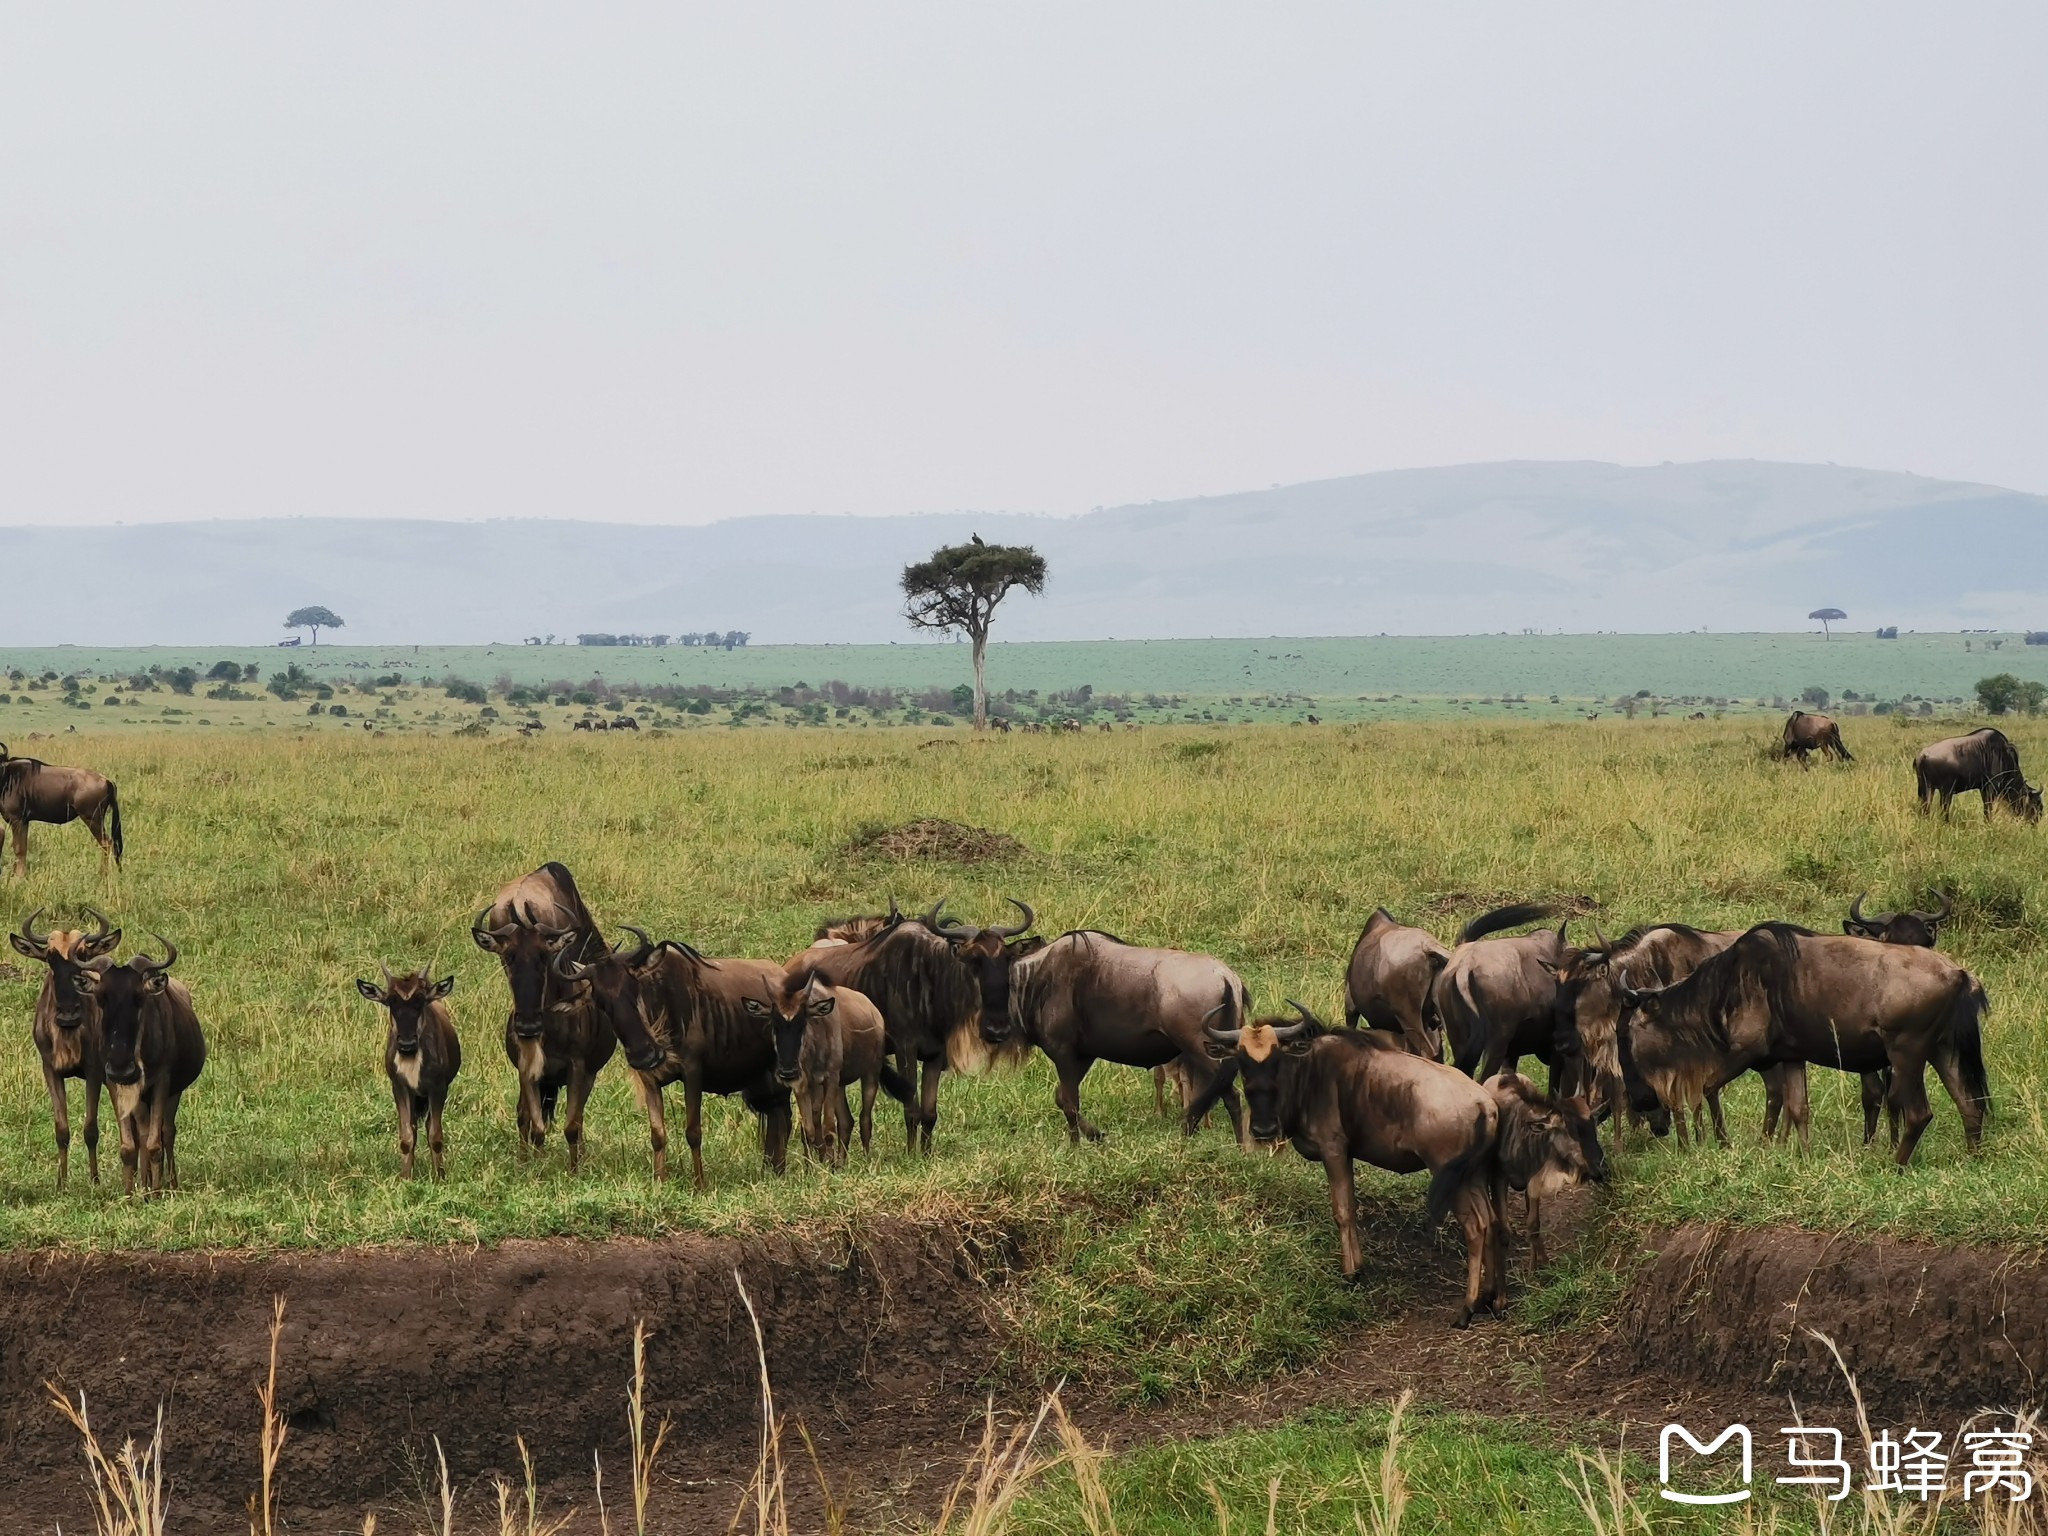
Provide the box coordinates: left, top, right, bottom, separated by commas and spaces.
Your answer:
843, 923, 980, 1055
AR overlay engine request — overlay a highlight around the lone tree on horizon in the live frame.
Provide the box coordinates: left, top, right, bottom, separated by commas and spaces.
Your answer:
1809, 606, 1846, 640
285, 606, 345, 645
901, 535, 1047, 731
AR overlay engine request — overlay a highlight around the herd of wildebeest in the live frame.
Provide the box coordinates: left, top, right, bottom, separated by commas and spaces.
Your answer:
0, 716, 2037, 1326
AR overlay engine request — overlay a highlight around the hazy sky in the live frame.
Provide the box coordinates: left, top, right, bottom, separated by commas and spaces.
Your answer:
3, 4, 2043, 527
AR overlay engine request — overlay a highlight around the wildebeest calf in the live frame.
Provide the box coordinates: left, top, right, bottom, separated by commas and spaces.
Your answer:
1485, 1071, 1605, 1269
75, 936, 206, 1195
769, 970, 906, 1166
356, 965, 462, 1178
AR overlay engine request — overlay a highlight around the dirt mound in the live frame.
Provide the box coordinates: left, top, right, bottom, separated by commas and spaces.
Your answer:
844, 818, 1027, 864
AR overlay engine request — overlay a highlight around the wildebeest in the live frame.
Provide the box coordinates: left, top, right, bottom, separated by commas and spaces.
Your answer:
1193, 1000, 1504, 1326
0, 745, 123, 877
604, 937, 793, 1186
75, 936, 206, 1195
1614, 923, 1989, 1167
1842, 890, 1952, 948
768, 969, 905, 1165
1914, 728, 2043, 821
572, 719, 596, 731
10, 907, 120, 1188
808, 900, 906, 948
1431, 904, 1572, 1085
1485, 1071, 1604, 1268
472, 863, 613, 1169
1343, 909, 1450, 1057
993, 928, 1250, 1145
355, 964, 462, 1178
1781, 711, 1852, 767
610, 716, 639, 731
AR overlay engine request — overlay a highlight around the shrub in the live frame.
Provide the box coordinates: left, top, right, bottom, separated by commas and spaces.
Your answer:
443, 678, 488, 705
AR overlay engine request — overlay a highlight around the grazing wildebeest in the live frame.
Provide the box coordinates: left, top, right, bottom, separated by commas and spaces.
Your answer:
608, 937, 792, 1186
1915, 729, 2043, 821
1781, 711, 1852, 767
1193, 1000, 1504, 1325
1843, 890, 1952, 948
796, 906, 1001, 1154
10, 907, 120, 1188
75, 936, 206, 1195
1614, 923, 1989, 1167
471, 863, 612, 1169
1485, 1071, 1604, 1268
993, 928, 1250, 1145
354, 964, 462, 1178
768, 969, 906, 1165
572, 719, 596, 731
0, 745, 123, 877
1431, 904, 1572, 1086
610, 716, 639, 731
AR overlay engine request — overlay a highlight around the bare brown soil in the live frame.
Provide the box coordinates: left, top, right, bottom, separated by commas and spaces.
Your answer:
2, 1210, 2041, 1533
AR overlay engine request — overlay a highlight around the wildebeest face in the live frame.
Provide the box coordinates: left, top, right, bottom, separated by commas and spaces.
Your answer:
1843, 892, 1949, 947
770, 973, 834, 1084
553, 928, 665, 1071
1610, 972, 1674, 1133
934, 900, 1039, 1041
75, 939, 176, 1086
355, 966, 454, 1054
1204, 999, 1314, 1146
11, 907, 120, 1030
473, 907, 580, 1037
1551, 1096, 1607, 1186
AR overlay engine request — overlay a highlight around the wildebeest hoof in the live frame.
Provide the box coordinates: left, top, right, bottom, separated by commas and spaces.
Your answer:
1451, 1309, 1474, 1330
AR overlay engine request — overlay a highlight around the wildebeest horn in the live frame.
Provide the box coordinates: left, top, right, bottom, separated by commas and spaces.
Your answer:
379, 959, 396, 988
1848, 891, 1873, 927
1916, 890, 1953, 924
473, 907, 517, 942
553, 945, 588, 981
1613, 966, 1654, 1008
920, 899, 947, 928
988, 898, 1034, 939
618, 924, 655, 964
137, 934, 178, 972
82, 906, 113, 940
20, 906, 50, 947
1590, 918, 1611, 953
887, 896, 902, 922
1276, 999, 1322, 1040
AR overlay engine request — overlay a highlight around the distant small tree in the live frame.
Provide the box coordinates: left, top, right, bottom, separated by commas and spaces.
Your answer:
286, 606, 344, 645
1809, 607, 1846, 640
1800, 686, 1830, 709
1976, 674, 2045, 716
901, 536, 1048, 730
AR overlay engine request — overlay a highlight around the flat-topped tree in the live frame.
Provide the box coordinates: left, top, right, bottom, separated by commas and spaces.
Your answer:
285, 606, 345, 646
901, 536, 1047, 731
1809, 607, 1846, 640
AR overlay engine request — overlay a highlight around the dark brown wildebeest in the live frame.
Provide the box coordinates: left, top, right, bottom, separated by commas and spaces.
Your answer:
1615, 923, 1989, 1167
0, 744, 123, 877
1193, 1000, 1505, 1326
1485, 1071, 1604, 1268
471, 862, 612, 1169
592, 937, 791, 1186
610, 716, 639, 731
1915, 728, 2043, 821
992, 928, 1250, 1145
75, 936, 206, 1195
1343, 909, 1450, 1057
768, 969, 906, 1166
1842, 890, 1952, 948
572, 719, 596, 732
10, 906, 120, 1188
1781, 711, 1852, 767
1431, 904, 1572, 1085
355, 964, 462, 1178
797, 905, 1010, 1154
808, 900, 907, 948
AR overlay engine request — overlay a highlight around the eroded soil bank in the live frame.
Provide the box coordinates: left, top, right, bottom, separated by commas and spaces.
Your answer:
0, 1218, 2039, 1532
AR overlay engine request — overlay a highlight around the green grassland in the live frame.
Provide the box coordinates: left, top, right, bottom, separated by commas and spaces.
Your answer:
2, 631, 2043, 729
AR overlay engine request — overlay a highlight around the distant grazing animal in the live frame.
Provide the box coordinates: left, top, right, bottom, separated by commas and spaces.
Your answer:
993, 928, 1250, 1145
1193, 1000, 1505, 1326
1306, 714, 1321, 725
11, 907, 120, 1188
74, 935, 206, 1195
1485, 1072, 1604, 1268
1780, 711, 1852, 766
610, 716, 639, 731
572, 719, 596, 732
1430, 904, 1573, 1086
355, 965, 462, 1178
1615, 923, 1989, 1167
472, 862, 612, 1169
1688, 711, 1706, 720
1914, 729, 2042, 821
768, 969, 907, 1165
0, 744, 123, 877
1343, 908, 1450, 1058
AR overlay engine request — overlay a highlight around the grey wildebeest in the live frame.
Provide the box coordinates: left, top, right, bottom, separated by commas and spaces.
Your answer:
768, 969, 907, 1165
354, 965, 462, 1178
1485, 1071, 1605, 1269
1781, 711, 1852, 767
471, 862, 613, 1169
10, 907, 120, 1188
74, 936, 206, 1195
1615, 923, 1989, 1168
1842, 890, 1952, 949
992, 928, 1250, 1145
1915, 728, 2043, 821
1343, 908, 1451, 1057
1431, 904, 1572, 1086
1192, 1000, 1505, 1326
0, 745, 123, 877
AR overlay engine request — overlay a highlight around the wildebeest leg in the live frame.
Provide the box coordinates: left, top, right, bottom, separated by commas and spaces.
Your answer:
762, 1091, 793, 1173
684, 1079, 707, 1189
42, 1065, 71, 1191
5, 816, 26, 877
896, 1048, 920, 1151
1487, 1169, 1511, 1310
1777, 1067, 1811, 1152
1452, 1182, 1491, 1327
560, 1063, 596, 1173
1704, 1085, 1730, 1148
511, 1034, 547, 1154
1860, 1071, 1887, 1144
1052, 1055, 1103, 1144
1886, 1053, 1935, 1168
160, 1088, 186, 1191
914, 1058, 943, 1154
393, 1077, 418, 1177
83, 1069, 102, 1185
832, 1087, 853, 1168
111, 1085, 141, 1195
856, 1071, 876, 1154
1760, 1065, 1785, 1141
628, 1071, 669, 1179
1928, 1047, 1985, 1152
1152, 1065, 1169, 1117
1320, 1151, 1363, 1280
427, 1092, 448, 1179
85, 805, 113, 874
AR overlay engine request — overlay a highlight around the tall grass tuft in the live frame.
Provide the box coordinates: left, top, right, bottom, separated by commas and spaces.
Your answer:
44, 1390, 166, 1536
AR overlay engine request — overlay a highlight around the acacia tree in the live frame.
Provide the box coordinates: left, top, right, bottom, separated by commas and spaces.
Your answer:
901, 536, 1047, 730
285, 606, 345, 646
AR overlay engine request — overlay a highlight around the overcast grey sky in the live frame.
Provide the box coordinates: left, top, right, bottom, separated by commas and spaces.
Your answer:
2, 4, 2042, 527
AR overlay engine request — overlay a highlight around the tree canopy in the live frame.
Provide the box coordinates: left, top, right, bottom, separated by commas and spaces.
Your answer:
901, 536, 1047, 729
285, 606, 344, 644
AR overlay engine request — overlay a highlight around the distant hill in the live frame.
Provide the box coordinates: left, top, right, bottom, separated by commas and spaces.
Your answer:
2, 460, 2043, 644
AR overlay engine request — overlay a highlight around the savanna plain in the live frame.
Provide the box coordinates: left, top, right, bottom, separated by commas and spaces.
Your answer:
3, 707, 2046, 1535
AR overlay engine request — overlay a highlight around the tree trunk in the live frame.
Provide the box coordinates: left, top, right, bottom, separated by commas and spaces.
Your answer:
971, 628, 989, 732
310, 627, 318, 646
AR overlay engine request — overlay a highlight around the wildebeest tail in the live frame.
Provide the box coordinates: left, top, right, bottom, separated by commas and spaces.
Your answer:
1955, 976, 1991, 1114
107, 781, 123, 863
1459, 903, 1554, 944
1427, 1109, 1494, 1226
877, 1060, 915, 1102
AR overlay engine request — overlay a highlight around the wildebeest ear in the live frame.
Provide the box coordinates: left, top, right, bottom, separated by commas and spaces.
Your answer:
471, 927, 501, 953
142, 969, 170, 995
809, 993, 837, 1015
1535, 958, 1559, 977
71, 967, 103, 995
430, 975, 456, 1000
7, 933, 39, 960
742, 997, 770, 1016
1283, 1034, 1316, 1056
355, 978, 385, 1003
1202, 1038, 1234, 1060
